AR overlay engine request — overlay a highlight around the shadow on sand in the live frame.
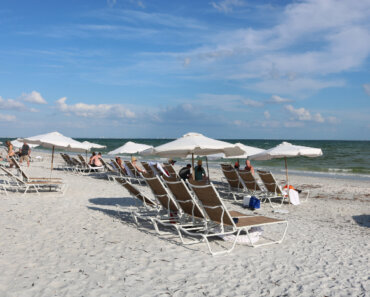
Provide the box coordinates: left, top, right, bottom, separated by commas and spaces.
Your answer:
353, 215, 370, 228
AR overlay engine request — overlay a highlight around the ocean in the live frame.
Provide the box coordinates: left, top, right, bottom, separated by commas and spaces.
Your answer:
2, 138, 370, 181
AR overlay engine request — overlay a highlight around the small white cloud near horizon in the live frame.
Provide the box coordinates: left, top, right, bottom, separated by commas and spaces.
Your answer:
264, 110, 271, 119
0, 113, 16, 122
56, 97, 136, 119
363, 83, 370, 96
285, 104, 325, 123
20, 91, 47, 104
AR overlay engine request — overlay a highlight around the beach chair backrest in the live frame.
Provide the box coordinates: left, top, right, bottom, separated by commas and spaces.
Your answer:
143, 176, 179, 212
112, 159, 126, 175
220, 163, 233, 171
163, 163, 177, 178
124, 161, 140, 177
71, 157, 82, 166
189, 182, 235, 227
0, 166, 25, 184
161, 175, 178, 182
221, 165, 243, 190
116, 177, 156, 207
238, 170, 261, 192
10, 157, 29, 180
141, 161, 155, 176
257, 170, 282, 195
163, 178, 205, 219
63, 154, 74, 166
100, 159, 114, 172
78, 155, 88, 166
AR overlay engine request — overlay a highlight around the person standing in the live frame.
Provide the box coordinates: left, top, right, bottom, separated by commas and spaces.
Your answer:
194, 159, 207, 181
19, 141, 31, 167
5, 140, 15, 168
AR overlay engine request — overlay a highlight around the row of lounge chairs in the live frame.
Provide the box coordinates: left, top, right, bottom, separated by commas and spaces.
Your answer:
221, 164, 309, 207
0, 157, 66, 195
115, 174, 288, 256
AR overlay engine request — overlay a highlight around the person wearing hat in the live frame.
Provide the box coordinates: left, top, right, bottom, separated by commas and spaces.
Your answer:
194, 159, 206, 181
131, 156, 146, 173
168, 158, 176, 165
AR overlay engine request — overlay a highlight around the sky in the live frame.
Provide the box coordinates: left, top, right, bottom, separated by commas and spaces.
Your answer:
0, 0, 369, 140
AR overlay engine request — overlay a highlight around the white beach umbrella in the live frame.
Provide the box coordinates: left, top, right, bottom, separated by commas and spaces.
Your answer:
249, 141, 323, 185
19, 131, 90, 171
81, 141, 106, 160
198, 143, 266, 160
11, 139, 39, 149
142, 132, 244, 178
108, 141, 153, 156
81, 141, 106, 150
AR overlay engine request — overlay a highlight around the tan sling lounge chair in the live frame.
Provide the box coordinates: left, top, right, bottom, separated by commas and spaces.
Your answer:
188, 181, 288, 255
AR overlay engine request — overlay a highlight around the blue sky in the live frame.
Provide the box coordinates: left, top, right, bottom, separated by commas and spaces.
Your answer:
0, 0, 369, 140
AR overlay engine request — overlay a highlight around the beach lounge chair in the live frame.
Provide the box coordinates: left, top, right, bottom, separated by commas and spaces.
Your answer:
237, 169, 263, 194
100, 159, 119, 181
0, 166, 67, 195
11, 156, 62, 182
124, 161, 145, 185
220, 164, 246, 200
188, 181, 288, 255
115, 177, 160, 224
162, 175, 208, 244
140, 161, 156, 178
257, 170, 309, 207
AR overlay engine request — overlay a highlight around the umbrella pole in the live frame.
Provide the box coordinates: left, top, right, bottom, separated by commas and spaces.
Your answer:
285, 157, 289, 186
50, 145, 55, 176
206, 156, 210, 181
192, 153, 194, 180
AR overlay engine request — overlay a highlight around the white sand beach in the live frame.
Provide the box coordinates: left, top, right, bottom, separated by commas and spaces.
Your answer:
0, 153, 369, 297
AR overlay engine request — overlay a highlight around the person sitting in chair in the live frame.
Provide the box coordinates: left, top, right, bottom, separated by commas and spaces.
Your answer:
131, 156, 146, 173
244, 160, 255, 175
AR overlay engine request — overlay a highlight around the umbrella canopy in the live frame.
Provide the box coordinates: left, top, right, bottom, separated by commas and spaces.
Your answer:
108, 141, 153, 155
249, 141, 323, 185
19, 131, 90, 153
81, 141, 106, 150
249, 142, 323, 160
19, 131, 90, 172
198, 143, 265, 160
142, 132, 244, 158
142, 132, 244, 180
11, 139, 39, 149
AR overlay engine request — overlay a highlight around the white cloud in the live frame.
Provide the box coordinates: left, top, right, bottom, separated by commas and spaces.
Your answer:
0, 96, 26, 111
56, 97, 136, 119
363, 83, 370, 96
264, 111, 270, 119
242, 99, 263, 107
0, 113, 16, 122
284, 104, 328, 123
267, 95, 292, 104
20, 91, 47, 104
211, 0, 245, 13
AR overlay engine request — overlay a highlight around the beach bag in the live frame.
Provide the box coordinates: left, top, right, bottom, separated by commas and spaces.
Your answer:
243, 195, 260, 209
249, 196, 260, 209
